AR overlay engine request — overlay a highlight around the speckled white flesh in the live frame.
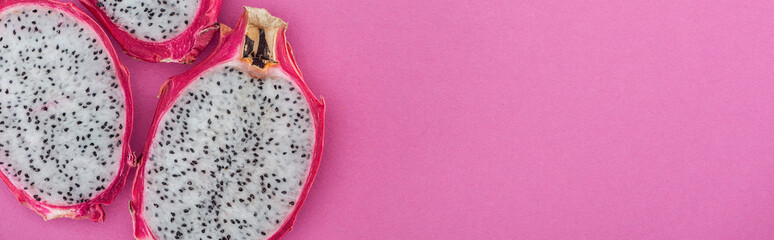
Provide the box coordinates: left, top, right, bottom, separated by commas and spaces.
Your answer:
143, 64, 314, 240
0, 5, 127, 205
97, 0, 200, 42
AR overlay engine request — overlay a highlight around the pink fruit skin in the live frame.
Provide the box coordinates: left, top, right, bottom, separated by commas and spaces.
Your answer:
80, 0, 222, 63
0, 0, 134, 222
130, 8, 325, 240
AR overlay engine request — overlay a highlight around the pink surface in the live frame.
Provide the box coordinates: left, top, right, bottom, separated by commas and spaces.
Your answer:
1, 0, 774, 239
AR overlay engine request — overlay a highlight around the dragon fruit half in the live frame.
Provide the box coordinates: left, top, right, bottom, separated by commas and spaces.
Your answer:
130, 7, 324, 240
0, 0, 133, 221
80, 0, 222, 63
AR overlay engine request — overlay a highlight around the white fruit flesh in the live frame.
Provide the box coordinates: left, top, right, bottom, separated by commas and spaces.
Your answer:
97, 0, 200, 42
143, 64, 314, 239
0, 5, 127, 205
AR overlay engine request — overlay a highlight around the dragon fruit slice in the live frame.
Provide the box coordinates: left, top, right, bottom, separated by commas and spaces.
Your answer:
0, 0, 133, 221
80, 0, 222, 63
131, 7, 324, 239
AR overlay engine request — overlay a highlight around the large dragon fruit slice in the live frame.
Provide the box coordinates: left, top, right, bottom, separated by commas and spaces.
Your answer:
80, 0, 222, 63
131, 7, 324, 239
0, 0, 133, 221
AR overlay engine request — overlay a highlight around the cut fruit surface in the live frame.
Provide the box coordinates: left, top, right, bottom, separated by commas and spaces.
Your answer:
131, 7, 324, 240
0, 0, 133, 222
80, 0, 222, 63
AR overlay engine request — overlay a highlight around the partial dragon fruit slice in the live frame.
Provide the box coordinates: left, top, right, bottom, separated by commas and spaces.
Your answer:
0, 0, 133, 221
80, 0, 222, 63
131, 7, 324, 239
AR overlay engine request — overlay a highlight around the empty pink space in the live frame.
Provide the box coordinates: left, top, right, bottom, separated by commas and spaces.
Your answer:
1, 0, 773, 239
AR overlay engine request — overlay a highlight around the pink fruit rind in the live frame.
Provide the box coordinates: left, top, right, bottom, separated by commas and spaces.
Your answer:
80, 0, 222, 63
130, 7, 324, 239
0, 0, 134, 222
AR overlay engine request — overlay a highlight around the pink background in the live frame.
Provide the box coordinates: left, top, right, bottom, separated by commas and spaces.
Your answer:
2, 0, 774, 239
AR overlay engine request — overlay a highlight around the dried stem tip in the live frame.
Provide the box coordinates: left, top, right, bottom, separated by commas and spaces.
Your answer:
241, 7, 287, 69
